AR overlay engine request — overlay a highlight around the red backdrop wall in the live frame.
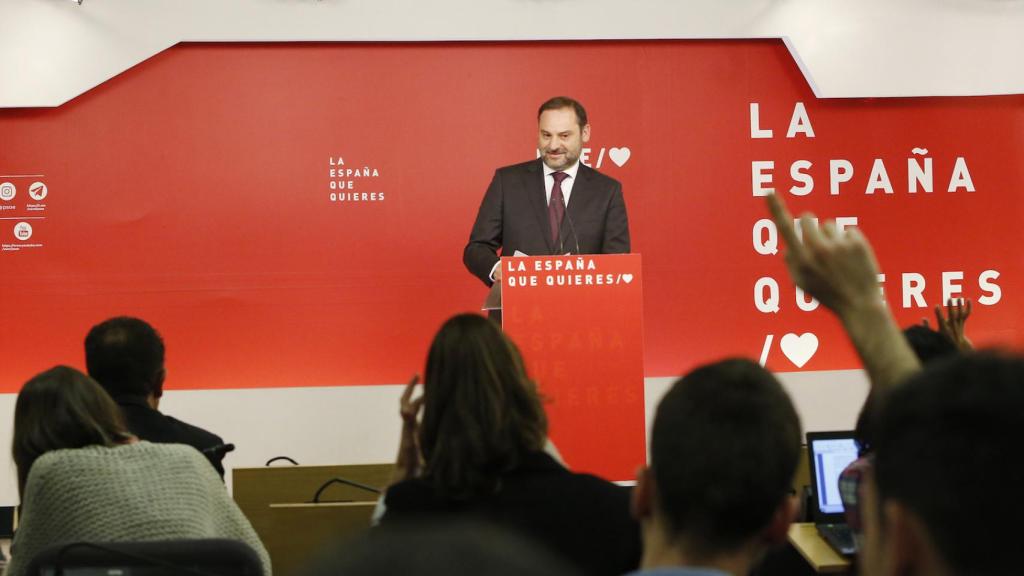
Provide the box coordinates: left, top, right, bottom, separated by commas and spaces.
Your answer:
1, 40, 1022, 394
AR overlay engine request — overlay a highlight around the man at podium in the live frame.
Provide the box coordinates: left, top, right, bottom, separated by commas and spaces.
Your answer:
463, 96, 631, 286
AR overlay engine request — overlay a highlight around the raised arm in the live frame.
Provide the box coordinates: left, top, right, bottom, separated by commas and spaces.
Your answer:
766, 194, 920, 392
390, 374, 424, 486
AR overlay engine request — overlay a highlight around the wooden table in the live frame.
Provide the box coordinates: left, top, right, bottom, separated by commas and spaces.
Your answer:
787, 523, 852, 574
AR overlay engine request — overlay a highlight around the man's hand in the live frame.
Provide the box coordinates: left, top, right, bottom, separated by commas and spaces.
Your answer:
767, 194, 882, 321
766, 193, 920, 391
924, 298, 974, 351
492, 264, 503, 282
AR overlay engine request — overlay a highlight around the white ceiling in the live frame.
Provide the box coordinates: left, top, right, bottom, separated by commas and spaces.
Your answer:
1, 0, 1023, 107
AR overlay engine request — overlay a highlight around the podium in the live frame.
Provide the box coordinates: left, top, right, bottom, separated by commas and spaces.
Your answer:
499, 253, 645, 481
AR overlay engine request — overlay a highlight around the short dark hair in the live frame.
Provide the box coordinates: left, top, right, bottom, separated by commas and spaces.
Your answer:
651, 358, 801, 553
538, 96, 588, 129
419, 314, 547, 500
12, 366, 131, 497
85, 316, 165, 397
874, 352, 1024, 575
902, 325, 958, 364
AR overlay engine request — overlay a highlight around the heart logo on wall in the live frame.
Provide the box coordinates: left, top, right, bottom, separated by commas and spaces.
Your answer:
608, 147, 631, 167
780, 333, 818, 368
621, 274, 633, 284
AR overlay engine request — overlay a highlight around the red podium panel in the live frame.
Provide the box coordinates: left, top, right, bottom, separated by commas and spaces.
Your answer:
501, 254, 645, 481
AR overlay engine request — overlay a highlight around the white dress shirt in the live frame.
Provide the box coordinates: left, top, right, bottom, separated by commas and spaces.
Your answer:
544, 160, 580, 206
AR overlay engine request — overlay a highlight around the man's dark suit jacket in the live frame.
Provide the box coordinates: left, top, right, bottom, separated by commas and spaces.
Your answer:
464, 159, 631, 285
114, 395, 226, 478
382, 451, 641, 576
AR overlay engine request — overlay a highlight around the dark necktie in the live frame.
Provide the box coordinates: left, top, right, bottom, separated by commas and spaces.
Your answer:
549, 171, 568, 247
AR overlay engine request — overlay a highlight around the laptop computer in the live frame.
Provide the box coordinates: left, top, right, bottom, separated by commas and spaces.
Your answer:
806, 431, 860, 556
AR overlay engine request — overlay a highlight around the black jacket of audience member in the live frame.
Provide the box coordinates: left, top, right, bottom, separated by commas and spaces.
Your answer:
382, 450, 641, 576
114, 395, 226, 477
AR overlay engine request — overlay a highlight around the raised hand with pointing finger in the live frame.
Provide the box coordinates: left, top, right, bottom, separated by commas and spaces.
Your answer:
766, 194, 920, 390
766, 194, 882, 319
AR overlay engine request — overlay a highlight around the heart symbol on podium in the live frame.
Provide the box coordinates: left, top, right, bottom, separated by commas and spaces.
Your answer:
621, 274, 634, 284
609, 147, 631, 167
780, 333, 818, 368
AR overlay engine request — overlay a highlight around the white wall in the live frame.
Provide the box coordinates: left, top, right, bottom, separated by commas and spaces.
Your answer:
0, 370, 868, 505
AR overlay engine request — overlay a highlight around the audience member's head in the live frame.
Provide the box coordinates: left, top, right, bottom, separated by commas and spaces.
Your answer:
863, 352, 1024, 576
303, 521, 578, 576
84, 316, 166, 399
856, 324, 962, 453
634, 358, 801, 573
419, 314, 547, 500
902, 325, 958, 364
12, 365, 131, 496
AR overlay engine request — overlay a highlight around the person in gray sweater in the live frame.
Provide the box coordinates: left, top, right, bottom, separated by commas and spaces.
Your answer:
7, 366, 270, 576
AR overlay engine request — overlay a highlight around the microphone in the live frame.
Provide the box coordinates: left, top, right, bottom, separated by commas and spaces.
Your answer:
201, 443, 235, 459
265, 456, 300, 466
563, 209, 582, 255
311, 477, 383, 503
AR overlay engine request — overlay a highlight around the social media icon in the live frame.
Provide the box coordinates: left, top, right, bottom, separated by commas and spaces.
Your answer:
14, 222, 32, 240
29, 182, 47, 201
0, 182, 15, 201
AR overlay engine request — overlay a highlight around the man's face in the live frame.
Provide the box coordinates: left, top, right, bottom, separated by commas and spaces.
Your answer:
860, 466, 931, 576
538, 107, 590, 171
859, 469, 888, 575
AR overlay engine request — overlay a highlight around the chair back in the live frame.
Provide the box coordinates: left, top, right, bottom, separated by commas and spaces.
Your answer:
24, 538, 264, 576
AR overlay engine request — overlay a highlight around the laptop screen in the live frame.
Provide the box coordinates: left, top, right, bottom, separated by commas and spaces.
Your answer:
810, 437, 859, 515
